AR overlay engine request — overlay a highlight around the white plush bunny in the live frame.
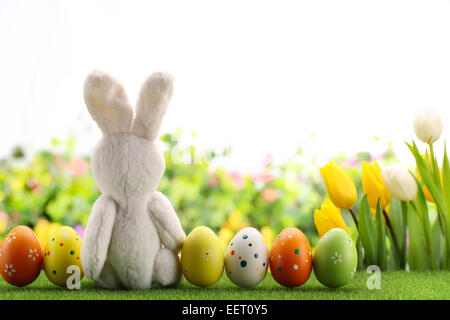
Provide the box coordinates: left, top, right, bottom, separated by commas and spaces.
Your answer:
81, 70, 186, 289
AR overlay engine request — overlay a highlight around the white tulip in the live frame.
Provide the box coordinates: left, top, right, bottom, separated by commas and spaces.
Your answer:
413, 107, 443, 144
381, 165, 418, 201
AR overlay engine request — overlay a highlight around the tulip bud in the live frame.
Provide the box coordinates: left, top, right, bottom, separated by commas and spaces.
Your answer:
413, 107, 443, 144
320, 161, 357, 209
362, 161, 391, 209
381, 165, 418, 201
314, 199, 349, 238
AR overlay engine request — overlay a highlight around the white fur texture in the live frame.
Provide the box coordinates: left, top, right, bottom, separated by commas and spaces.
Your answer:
81, 70, 186, 290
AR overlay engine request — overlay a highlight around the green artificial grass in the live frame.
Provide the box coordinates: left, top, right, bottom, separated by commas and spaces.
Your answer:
0, 271, 449, 300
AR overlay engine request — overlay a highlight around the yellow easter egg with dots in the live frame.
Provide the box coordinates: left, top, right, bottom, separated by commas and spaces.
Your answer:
43, 226, 84, 287
181, 226, 225, 287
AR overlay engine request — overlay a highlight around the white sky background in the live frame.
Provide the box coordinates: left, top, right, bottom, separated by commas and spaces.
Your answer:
1, 0, 450, 172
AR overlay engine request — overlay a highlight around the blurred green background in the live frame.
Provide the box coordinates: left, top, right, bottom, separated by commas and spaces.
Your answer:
0, 129, 395, 247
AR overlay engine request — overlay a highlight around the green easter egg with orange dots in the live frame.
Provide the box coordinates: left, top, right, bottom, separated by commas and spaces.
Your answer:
43, 226, 83, 287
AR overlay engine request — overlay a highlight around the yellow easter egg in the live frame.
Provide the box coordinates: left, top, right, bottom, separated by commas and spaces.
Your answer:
181, 226, 225, 287
43, 226, 84, 287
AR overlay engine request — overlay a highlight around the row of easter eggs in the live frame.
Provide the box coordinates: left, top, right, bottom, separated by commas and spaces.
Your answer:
0, 225, 83, 287
1, 224, 357, 289
181, 226, 357, 288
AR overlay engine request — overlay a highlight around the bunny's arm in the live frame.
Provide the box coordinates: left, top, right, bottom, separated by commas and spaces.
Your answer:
81, 195, 116, 281
148, 191, 186, 252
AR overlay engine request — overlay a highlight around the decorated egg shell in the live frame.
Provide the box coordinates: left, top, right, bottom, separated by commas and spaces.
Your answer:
0, 226, 43, 286
181, 226, 225, 287
225, 227, 269, 288
43, 226, 83, 287
313, 228, 357, 288
270, 227, 312, 287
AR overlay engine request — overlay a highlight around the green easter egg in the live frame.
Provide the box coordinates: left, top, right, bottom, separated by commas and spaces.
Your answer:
313, 228, 357, 288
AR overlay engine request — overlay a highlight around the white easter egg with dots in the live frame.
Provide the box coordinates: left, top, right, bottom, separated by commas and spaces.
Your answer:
225, 227, 269, 287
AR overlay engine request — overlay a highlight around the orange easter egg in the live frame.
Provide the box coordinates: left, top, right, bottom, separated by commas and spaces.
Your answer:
0, 225, 43, 286
269, 227, 312, 287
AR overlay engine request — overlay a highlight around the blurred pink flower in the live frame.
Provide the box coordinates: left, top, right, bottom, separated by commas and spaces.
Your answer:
346, 156, 359, 167
228, 171, 244, 190
65, 156, 89, 176
209, 174, 220, 187
262, 154, 274, 167
262, 187, 278, 202
298, 174, 307, 183
370, 151, 387, 162
73, 224, 85, 238
27, 178, 42, 195
32, 186, 42, 195
27, 178, 38, 190
251, 169, 274, 184
54, 154, 65, 170
0, 211, 10, 233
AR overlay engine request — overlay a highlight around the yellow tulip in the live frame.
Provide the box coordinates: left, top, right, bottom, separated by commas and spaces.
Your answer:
260, 226, 274, 251
227, 210, 242, 230
33, 219, 61, 251
218, 227, 234, 247
314, 199, 350, 237
223, 210, 249, 232
320, 161, 357, 209
362, 161, 391, 210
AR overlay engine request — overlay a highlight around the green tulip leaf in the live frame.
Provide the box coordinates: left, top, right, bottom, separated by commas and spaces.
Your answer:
358, 195, 378, 266
407, 202, 433, 270
411, 175, 438, 269
431, 213, 443, 269
440, 143, 450, 268
442, 144, 450, 222
388, 198, 406, 268
375, 201, 387, 270
355, 235, 365, 271
407, 141, 446, 218
386, 229, 400, 270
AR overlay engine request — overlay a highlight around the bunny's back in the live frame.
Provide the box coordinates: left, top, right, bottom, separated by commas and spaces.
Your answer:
90, 133, 165, 288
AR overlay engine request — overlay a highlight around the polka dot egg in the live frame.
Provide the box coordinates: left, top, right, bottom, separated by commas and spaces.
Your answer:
269, 227, 312, 287
43, 226, 83, 287
225, 227, 269, 288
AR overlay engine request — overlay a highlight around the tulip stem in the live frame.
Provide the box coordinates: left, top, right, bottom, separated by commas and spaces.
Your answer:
383, 209, 403, 268
428, 143, 440, 186
436, 210, 445, 234
429, 143, 436, 173
348, 208, 359, 229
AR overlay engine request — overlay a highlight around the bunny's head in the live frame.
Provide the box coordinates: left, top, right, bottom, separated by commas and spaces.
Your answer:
84, 70, 174, 199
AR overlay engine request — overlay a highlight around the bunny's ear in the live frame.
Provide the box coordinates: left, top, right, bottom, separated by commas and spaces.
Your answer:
131, 72, 174, 140
83, 70, 134, 136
